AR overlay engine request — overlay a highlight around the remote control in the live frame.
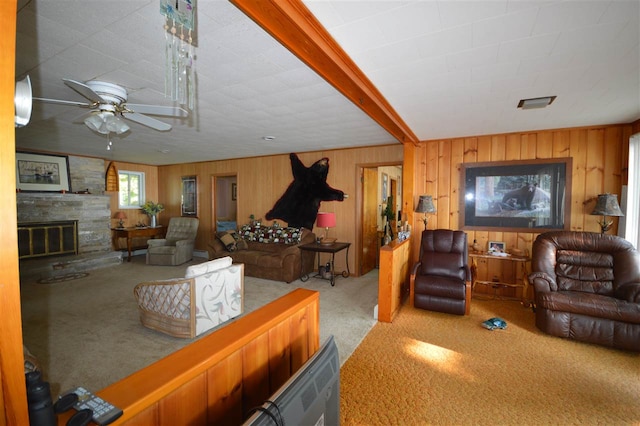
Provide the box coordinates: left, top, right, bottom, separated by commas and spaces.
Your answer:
70, 386, 123, 426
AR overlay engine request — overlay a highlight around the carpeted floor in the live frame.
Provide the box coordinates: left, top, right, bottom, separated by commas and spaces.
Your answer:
20, 254, 378, 398
340, 299, 640, 425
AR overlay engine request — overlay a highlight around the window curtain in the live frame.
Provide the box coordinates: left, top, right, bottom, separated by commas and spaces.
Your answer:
623, 133, 640, 249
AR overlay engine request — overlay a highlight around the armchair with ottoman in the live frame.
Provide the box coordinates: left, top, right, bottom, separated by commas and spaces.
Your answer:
146, 217, 199, 266
529, 231, 640, 352
134, 256, 244, 338
208, 224, 316, 283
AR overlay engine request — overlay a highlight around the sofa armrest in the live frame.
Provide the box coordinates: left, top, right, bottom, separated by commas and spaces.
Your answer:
147, 238, 167, 248
207, 238, 227, 259
529, 271, 557, 292
615, 282, 640, 303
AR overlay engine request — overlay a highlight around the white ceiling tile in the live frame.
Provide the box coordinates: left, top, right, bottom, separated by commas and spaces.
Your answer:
14, 0, 639, 164
436, 0, 508, 29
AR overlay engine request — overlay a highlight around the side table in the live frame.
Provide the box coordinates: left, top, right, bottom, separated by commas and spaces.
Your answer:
112, 226, 166, 262
469, 252, 532, 307
298, 242, 351, 286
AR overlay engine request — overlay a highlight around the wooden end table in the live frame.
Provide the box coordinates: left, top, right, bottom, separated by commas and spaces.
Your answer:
298, 241, 350, 286
112, 226, 166, 262
469, 252, 532, 307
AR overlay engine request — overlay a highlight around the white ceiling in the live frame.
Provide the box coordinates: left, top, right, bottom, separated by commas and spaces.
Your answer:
14, 0, 640, 166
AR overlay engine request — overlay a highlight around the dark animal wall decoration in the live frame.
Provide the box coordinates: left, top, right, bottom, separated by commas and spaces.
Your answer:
265, 153, 346, 230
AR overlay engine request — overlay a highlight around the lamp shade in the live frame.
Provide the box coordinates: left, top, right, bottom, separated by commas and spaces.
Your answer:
114, 211, 127, 220
316, 212, 336, 228
415, 195, 436, 214
591, 194, 624, 217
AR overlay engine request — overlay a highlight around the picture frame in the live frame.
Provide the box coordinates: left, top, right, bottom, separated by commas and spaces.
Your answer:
16, 152, 71, 192
232, 183, 237, 201
488, 241, 505, 253
460, 158, 572, 232
181, 175, 197, 216
381, 173, 388, 201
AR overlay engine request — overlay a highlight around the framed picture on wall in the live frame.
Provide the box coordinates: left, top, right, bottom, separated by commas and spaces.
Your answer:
16, 152, 71, 192
460, 158, 572, 232
381, 173, 388, 201
181, 175, 197, 216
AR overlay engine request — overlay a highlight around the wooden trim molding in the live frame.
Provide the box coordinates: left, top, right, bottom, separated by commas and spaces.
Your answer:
230, 0, 419, 145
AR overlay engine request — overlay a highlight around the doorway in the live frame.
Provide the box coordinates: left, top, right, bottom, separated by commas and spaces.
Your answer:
212, 175, 237, 232
358, 164, 402, 276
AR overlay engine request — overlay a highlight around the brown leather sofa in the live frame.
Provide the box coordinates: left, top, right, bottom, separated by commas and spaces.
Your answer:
208, 227, 315, 283
529, 231, 640, 352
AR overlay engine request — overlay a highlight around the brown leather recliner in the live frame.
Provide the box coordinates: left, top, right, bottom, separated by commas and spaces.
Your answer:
410, 229, 471, 315
530, 231, 640, 352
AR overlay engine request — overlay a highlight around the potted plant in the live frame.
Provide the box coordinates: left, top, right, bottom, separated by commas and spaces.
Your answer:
382, 195, 396, 244
141, 201, 164, 227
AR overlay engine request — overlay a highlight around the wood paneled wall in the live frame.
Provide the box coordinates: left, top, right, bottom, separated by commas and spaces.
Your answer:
408, 123, 635, 262
157, 145, 404, 274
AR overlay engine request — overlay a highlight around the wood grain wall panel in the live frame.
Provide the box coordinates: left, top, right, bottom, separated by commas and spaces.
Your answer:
242, 334, 270, 412
437, 140, 452, 228
158, 145, 402, 275
411, 124, 632, 282
268, 323, 292, 393
207, 353, 244, 426
450, 139, 465, 231
121, 406, 157, 425
158, 377, 207, 425
569, 129, 589, 231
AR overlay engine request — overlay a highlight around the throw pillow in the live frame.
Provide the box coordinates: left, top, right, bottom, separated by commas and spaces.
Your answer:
217, 231, 238, 252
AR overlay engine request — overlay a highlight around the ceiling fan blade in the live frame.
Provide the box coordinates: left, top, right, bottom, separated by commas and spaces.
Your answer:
63, 79, 106, 104
33, 97, 94, 108
125, 104, 188, 117
122, 112, 172, 131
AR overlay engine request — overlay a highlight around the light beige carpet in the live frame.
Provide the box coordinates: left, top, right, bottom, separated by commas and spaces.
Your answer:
20, 254, 378, 397
340, 299, 640, 425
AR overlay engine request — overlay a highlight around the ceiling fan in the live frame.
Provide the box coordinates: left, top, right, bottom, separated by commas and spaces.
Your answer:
33, 79, 188, 135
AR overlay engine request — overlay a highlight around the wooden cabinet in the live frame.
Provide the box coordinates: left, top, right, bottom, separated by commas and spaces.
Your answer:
469, 252, 531, 307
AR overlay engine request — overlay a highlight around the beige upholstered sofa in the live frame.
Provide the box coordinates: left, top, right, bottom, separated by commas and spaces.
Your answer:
134, 257, 244, 338
208, 225, 315, 283
147, 217, 199, 266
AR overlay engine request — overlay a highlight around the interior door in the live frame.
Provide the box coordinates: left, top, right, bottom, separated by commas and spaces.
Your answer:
213, 175, 237, 232
361, 167, 378, 275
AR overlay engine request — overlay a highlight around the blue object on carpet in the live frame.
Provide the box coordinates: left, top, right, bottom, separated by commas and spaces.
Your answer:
481, 317, 507, 330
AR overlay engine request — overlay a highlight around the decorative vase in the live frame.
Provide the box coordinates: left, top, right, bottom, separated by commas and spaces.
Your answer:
150, 215, 157, 228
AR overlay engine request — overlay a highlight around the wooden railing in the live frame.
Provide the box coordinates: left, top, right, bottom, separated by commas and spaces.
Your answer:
378, 237, 411, 322
57, 288, 320, 425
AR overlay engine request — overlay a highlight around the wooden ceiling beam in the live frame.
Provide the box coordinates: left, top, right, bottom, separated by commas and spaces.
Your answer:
230, 0, 420, 146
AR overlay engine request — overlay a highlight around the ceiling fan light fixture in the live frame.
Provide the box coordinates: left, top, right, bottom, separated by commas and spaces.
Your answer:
84, 111, 129, 135
517, 96, 557, 110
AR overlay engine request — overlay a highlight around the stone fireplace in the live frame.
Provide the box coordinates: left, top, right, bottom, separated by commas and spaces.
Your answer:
16, 155, 121, 277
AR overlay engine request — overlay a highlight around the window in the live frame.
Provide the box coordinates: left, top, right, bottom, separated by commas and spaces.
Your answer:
623, 133, 640, 249
119, 171, 145, 208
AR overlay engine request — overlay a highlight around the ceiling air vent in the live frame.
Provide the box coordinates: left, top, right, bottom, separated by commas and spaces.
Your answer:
517, 96, 556, 110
